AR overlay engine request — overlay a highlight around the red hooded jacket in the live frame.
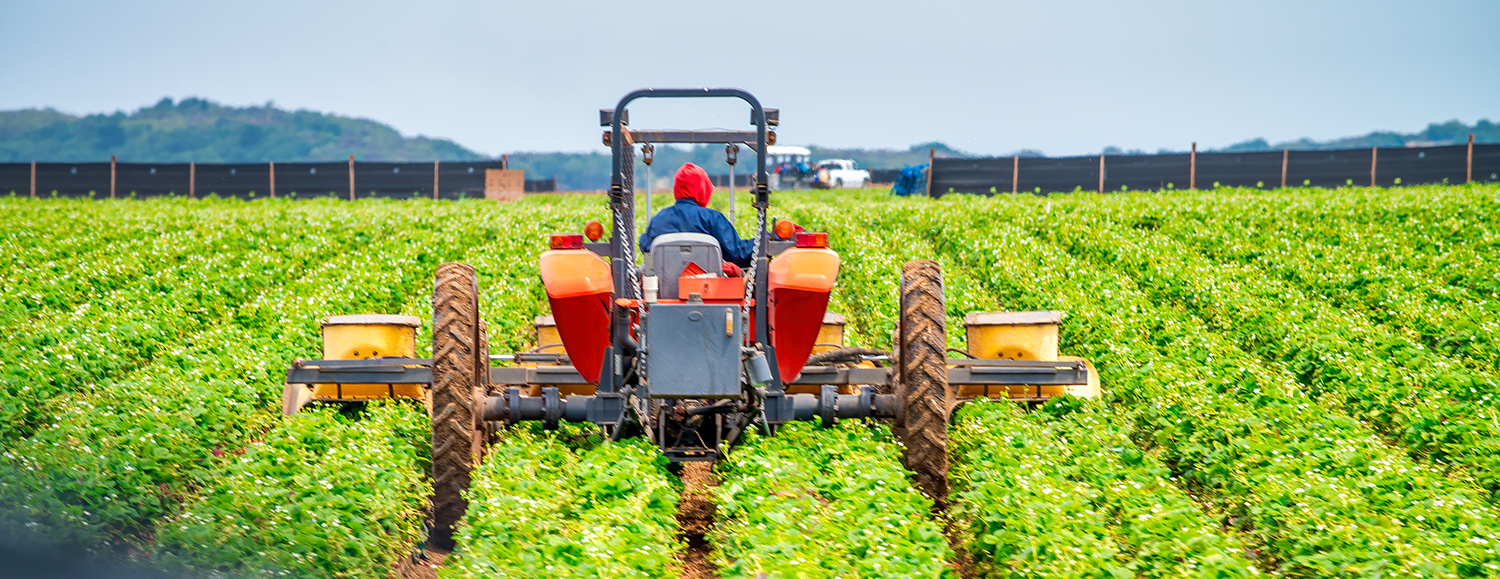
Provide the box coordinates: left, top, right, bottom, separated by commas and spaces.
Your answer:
673, 162, 714, 206
639, 163, 756, 271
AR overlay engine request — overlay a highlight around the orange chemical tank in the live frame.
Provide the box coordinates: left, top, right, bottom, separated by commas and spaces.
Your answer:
538, 248, 613, 384
768, 246, 840, 381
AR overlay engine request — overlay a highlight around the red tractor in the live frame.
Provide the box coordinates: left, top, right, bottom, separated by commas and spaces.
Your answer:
283, 88, 1098, 548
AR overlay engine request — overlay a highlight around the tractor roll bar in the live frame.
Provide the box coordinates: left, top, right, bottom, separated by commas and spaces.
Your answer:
608, 88, 771, 198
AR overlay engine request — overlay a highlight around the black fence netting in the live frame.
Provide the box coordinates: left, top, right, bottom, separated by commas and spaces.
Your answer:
1472, 144, 1500, 183
869, 168, 902, 184
33, 163, 111, 197
194, 164, 273, 199
4, 144, 1496, 201
930, 157, 1013, 195
1286, 149, 1375, 188
438, 161, 505, 199
1375, 145, 1467, 187
355, 162, 434, 199
1195, 151, 1284, 189
923, 143, 1497, 196
1106, 153, 1192, 191
1017, 156, 1100, 195
269, 163, 346, 198
0, 164, 31, 195
709, 174, 753, 188
115, 163, 193, 197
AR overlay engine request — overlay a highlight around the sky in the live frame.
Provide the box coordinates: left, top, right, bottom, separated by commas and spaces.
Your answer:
1, 0, 1496, 157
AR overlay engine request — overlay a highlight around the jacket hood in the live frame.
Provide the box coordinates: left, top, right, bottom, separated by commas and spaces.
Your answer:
673, 163, 713, 207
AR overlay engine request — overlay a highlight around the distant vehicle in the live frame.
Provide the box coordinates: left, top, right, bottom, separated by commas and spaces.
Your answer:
813, 159, 871, 189
767, 145, 814, 190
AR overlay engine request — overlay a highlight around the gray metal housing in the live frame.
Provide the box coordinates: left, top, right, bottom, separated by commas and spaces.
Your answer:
645, 300, 743, 399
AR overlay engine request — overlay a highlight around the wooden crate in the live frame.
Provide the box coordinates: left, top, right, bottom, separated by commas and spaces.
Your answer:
484, 169, 524, 202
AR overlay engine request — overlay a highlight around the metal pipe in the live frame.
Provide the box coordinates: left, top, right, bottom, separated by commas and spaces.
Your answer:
483, 389, 593, 424
781, 387, 897, 425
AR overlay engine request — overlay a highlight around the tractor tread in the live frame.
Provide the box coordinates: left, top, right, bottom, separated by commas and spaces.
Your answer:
430, 262, 481, 550
898, 259, 949, 506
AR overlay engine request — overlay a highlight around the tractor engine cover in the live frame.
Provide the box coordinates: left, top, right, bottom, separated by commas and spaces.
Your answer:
645, 302, 744, 399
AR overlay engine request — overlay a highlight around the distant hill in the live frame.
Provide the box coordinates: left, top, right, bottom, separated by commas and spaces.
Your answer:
0, 97, 484, 163
1212, 119, 1498, 152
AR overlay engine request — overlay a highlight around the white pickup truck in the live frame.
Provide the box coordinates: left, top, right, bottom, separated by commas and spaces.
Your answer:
814, 159, 871, 189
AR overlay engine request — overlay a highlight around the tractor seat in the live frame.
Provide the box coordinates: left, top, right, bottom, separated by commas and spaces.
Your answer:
650, 233, 723, 299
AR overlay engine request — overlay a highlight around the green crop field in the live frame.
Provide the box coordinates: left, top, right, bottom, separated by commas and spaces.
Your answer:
1, 183, 1498, 578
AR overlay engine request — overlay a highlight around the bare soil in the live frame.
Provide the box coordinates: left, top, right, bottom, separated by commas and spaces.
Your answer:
393, 547, 447, 579
676, 462, 719, 579
944, 516, 976, 579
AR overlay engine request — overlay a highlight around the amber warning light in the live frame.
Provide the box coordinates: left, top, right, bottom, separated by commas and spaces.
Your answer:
794, 232, 828, 248
773, 219, 796, 240
584, 220, 604, 241
549, 234, 585, 250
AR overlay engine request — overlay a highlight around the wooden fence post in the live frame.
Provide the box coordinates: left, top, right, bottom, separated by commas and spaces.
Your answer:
1280, 149, 1288, 188
433, 160, 440, 199
110, 155, 117, 199
924, 147, 935, 197
269, 162, 276, 198
1189, 143, 1197, 190
1469, 133, 1476, 183
189, 162, 195, 199
30, 161, 36, 198
1370, 147, 1378, 187
501, 154, 508, 171
1098, 155, 1105, 193
1011, 155, 1019, 194
348, 154, 355, 201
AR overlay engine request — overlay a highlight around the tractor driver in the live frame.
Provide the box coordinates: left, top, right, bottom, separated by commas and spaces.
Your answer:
639, 162, 758, 277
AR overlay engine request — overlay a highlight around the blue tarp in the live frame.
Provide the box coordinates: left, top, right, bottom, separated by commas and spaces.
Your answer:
891, 164, 928, 196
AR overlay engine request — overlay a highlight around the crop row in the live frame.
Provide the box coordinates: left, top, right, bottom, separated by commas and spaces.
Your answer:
154, 402, 429, 576
1206, 186, 1498, 302
887, 199, 1500, 576
0, 204, 383, 440
0, 199, 209, 282
140, 266, 456, 577
1167, 210, 1500, 372
783, 195, 1262, 576
147, 198, 600, 576
444, 430, 681, 578
951, 398, 1255, 578
1095, 186, 1500, 372
0, 200, 506, 551
0, 205, 223, 325
778, 200, 993, 351
712, 421, 950, 579
1019, 198, 1500, 496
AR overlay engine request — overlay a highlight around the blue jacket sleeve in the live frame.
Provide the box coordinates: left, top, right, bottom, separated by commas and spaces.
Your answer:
638, 221, 655, 255
708, 212, 756, 267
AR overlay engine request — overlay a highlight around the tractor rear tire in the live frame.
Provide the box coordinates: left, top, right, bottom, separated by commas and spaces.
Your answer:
897, 260, 949, 507
430, 262, 484, 550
